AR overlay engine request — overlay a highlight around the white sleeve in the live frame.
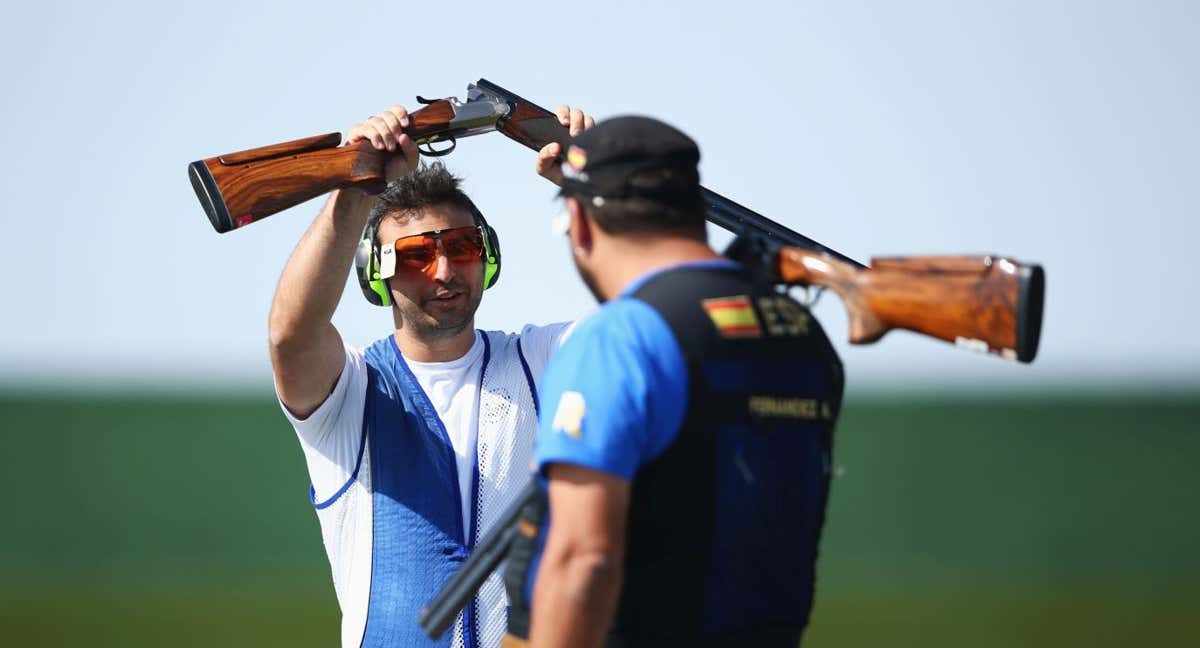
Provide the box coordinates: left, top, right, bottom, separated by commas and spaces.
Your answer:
517, 321, 574, 381
277, 343, 369, 503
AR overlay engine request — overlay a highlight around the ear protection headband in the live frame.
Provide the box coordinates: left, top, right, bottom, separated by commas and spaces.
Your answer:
354, 210, 502, 307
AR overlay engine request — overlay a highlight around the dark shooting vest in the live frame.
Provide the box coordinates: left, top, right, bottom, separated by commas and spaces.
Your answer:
613, 266, 844, 647
505, 266, 843, 646
506, 265, 844, 643
576, 264, 840, 648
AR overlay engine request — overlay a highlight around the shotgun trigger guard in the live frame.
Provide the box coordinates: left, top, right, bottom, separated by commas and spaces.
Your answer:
419, 137, 457, 157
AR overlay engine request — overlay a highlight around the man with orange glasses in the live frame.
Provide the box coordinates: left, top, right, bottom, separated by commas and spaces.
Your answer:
268, 103, 594, 648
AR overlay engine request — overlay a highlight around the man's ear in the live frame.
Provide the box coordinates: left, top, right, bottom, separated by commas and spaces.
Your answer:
566, 196, 593, 254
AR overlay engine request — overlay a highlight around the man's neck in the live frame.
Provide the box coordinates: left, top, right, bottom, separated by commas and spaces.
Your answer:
393, 325, 477, 363
596, 237, 724, 301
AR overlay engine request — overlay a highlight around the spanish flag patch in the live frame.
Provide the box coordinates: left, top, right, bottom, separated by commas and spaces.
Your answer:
701, 295, 762, 338
566, 145, 588, 171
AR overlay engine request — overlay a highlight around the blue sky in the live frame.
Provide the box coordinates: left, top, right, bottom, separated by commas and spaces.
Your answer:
1, 0, 1196, 391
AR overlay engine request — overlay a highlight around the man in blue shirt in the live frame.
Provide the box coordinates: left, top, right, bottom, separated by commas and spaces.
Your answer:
510, 116, 844, 647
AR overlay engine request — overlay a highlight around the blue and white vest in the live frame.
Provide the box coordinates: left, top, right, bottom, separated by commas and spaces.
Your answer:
334, 331, 542, 648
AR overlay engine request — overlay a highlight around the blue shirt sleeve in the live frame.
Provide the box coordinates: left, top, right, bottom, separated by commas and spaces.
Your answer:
535, 298, 688, 480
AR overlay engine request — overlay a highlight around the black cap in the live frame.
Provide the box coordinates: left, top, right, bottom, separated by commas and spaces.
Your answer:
560, 116, 702, 211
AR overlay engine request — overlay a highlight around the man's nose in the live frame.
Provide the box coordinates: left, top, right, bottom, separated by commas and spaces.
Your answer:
431, 248, 455, 282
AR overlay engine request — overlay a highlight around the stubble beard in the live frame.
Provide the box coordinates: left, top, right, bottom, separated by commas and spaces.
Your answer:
574, 257, 606, 304
396, 282, 482, 340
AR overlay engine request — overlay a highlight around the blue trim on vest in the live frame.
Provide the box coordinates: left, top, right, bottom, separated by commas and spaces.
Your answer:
311, 405, 370, 510
466, 334, 491, 546
516, 338, 540, 417
463, 335, 490, 648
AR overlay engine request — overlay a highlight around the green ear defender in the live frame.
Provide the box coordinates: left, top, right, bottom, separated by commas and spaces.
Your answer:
479, 215, 502, 289
354, 216, 391, 307
355, 211, 502, 307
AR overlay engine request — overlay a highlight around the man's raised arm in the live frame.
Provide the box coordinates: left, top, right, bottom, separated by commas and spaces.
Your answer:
268, 106, 419, 418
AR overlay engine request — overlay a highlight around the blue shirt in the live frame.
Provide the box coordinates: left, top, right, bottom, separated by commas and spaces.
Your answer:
535, 260, 740, 479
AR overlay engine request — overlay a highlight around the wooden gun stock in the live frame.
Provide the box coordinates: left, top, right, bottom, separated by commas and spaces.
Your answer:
778, 250, 1045, 363
187, 101, 456, 233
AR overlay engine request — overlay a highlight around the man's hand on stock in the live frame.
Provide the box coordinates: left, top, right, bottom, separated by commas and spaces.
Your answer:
537, 104, 596, 185
346, 105, 421, 184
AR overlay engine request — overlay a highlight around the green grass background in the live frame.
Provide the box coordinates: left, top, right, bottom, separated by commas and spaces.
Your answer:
2, 391, 1197, 646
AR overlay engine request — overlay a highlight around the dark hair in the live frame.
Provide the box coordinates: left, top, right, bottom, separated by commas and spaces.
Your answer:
567, 166, 706, 237
367, 162, 483, 242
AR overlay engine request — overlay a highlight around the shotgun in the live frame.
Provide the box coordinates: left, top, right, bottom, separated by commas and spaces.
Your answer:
188, 80, 1044, 362
188, 80, 570, 234
187, 79, 860, 268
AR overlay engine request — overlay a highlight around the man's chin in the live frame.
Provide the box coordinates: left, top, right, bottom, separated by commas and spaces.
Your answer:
431, 313, 472, 332
419, 296, 477, 332
576, 261, 605, 303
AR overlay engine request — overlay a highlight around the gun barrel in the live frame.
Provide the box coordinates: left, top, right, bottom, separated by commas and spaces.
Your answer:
474, 79, 863, 268
702, 188, 865, 269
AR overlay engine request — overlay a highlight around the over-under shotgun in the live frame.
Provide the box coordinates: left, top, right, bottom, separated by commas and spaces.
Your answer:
188, 79, 1044, 363
187, 80, 858, 266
